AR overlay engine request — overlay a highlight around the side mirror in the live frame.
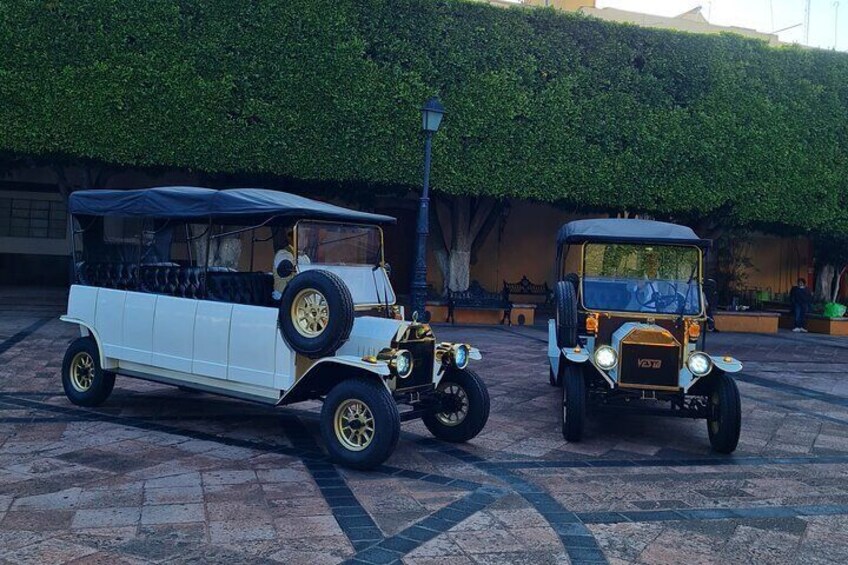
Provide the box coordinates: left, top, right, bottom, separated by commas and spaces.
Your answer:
276, 259, 294, 278
383, 262, 392, 278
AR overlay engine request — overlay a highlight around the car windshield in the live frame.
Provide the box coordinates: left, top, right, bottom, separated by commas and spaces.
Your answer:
581, 243, 702, 315
296, 221, 382, 266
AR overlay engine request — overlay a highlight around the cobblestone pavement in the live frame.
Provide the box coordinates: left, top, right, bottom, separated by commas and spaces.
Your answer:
1, 303, 847, 564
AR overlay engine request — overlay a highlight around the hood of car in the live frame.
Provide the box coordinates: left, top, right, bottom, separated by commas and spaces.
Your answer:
335, 316, 408, 359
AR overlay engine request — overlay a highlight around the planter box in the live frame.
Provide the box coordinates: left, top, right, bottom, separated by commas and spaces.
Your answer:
713, 311, 779, 334
777, 312, 848, 335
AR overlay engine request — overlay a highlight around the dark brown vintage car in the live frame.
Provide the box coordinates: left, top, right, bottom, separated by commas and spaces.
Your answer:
548, 219, 742, 453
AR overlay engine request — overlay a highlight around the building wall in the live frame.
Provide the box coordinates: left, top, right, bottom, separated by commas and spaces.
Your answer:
424, 199, 813, 306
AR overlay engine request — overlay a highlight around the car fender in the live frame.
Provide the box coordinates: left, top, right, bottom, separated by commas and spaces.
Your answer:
303, 355, 391, 379
710, 355, 743, 373
277, 355, 392, 406
562, 347, 590, 363
59, 316, 107, 367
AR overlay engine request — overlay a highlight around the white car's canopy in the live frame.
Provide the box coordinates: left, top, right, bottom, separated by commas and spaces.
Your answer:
69, 186, 396, 225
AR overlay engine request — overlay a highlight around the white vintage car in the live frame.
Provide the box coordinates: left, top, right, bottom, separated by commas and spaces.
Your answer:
60, 186, 489, 469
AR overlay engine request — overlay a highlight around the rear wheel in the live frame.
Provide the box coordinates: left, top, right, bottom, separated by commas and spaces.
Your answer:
706, 372, 741, 453
561, 363, 586, 442
61, 337, 115, 407
555, 281, 578, 348
423, 369, 490, 443
320, 379, 400, 470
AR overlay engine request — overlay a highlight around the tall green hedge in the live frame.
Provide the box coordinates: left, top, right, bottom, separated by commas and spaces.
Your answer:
1, 0, 847, 232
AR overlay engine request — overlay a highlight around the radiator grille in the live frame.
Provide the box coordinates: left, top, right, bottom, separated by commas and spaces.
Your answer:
395, 338, 435, 391
619, 342, 680, 389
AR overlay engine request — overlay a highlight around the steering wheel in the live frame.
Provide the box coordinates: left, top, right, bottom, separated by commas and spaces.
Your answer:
636, 282, 682, 312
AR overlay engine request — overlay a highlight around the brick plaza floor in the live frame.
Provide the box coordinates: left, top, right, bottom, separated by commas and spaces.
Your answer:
1, 298, 847, 563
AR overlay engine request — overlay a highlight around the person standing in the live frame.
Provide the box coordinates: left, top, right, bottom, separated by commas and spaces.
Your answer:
271, 226, 310, 302
790, 278, 812, 333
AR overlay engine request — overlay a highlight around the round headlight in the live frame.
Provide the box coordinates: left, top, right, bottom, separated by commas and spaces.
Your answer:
453, 344, 469, 370
394, 350, 413, 378
594, 345, 617, 370
687, 352, 712, 377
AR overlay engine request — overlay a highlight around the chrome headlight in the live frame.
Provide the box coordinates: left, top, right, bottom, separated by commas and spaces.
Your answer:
453, 344, 470, 370
594, 345, 617, 370
379, 348, 414, 378
687, 352, 712, 377
392, 350, 414, 378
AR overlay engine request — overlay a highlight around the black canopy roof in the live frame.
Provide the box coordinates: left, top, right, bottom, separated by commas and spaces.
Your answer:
557, 218, 710, 248
68, 186, 396, 225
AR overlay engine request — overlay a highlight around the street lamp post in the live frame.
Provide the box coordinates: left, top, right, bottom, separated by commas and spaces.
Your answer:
410, 96, 445, 321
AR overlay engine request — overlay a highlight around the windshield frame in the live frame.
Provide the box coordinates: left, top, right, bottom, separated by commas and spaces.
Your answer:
578, 242, 706, 319
293, 219, 385, 267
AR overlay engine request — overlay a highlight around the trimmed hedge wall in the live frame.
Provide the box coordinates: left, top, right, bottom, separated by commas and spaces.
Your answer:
1, 0, 847, 232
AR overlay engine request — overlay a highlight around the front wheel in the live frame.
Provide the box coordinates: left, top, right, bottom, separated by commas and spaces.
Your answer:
561, 363, 586, 442
320, 379, 400, 470
706, 372, 741, 454
61, 337, 115, 407
423, 369, 490, 443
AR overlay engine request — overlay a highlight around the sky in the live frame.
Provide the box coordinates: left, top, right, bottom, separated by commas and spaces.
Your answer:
596, 0, 847, 51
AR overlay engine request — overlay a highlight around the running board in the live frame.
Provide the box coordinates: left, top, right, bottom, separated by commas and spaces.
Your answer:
118, 368, 281, 406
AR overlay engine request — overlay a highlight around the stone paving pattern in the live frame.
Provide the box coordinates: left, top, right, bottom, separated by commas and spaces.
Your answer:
1, 298, 847, 563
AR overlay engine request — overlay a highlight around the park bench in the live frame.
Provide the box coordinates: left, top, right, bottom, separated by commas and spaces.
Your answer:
445, 281, 511, 325
502, 275, 551, 325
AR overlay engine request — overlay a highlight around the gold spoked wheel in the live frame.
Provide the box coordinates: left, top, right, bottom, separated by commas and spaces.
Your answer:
334, 399, 375, 451
70, 351, 95, 393
435, 382, 469, 427
291, 289, 329, 338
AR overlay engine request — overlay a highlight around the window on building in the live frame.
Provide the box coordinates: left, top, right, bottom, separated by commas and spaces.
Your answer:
0, 197, 67, 239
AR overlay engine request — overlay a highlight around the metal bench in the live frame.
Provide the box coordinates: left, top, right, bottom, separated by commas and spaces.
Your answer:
503, 276, 550, 325
446, 281, 511, 324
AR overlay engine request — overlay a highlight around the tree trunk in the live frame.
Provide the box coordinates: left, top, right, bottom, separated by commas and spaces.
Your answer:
816, 263, 835, 302
832, 266, 847, 303
432, 195, 500, 293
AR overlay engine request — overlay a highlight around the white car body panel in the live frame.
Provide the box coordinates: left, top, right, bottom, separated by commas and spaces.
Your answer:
95, 289, 126, 359
121, 292, 156, 365
227, 304, 278, 388
152, 296, 197, 374
192, 300, 232, 380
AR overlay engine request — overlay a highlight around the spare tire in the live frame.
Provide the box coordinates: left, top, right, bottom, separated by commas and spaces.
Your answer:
279, 270, 354, 358
555, 280, 578, 349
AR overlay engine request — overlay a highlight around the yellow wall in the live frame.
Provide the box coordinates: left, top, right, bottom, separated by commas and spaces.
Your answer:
425, 200, 812, 302
728, 234, 811, 295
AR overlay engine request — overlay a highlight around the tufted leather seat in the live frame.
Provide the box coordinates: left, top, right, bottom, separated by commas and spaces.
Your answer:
76, 262, 139, 290
207, 272, 273, 307
139, 265, 206, 299
76, 261, 272, 306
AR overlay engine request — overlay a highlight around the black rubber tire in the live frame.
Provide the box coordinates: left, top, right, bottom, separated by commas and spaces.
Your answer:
561, 363, 586, 442
706, 371, 741, 454
563, 272, 580, 290
555, 280, 579, 349
423, 368, 490, 443
61, 337, 116, 407
279, 270, 354, 359
320, 378, 401, 470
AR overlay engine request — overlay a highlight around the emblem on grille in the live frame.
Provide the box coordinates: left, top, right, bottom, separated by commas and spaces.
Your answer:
638, 359, 662, 369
